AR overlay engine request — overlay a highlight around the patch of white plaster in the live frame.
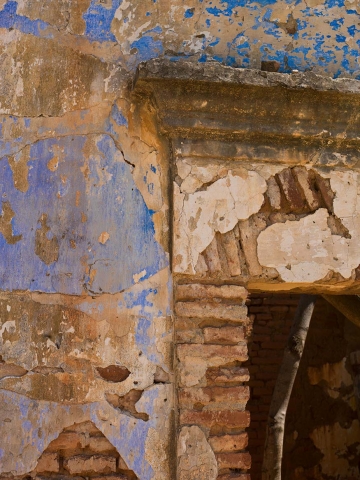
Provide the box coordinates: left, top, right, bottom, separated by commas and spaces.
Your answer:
258, 210, 356, 282
258, 171, 360, 282
178, 426, 218, 480
174, 168, 267, 274
0, 321, 16, 337
308, 358, 353, 389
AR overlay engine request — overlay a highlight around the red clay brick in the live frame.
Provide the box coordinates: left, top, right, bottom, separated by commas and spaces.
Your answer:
209, 433, 248, 452
47, 432, 83, 451
35, 453, 59, 473
216, 452, 251, 470
176, 284, 248, 301
253, 387, 272, 396
64, 455, 116, 475
175, 302, 248, 322
204, 326, 245, 345
261, 341, 287, 350
177, 344, 248, 362
178, 386, 250, 409
217, 474, 250, 480
206, 366, 250, 385
180, 410, 250, 429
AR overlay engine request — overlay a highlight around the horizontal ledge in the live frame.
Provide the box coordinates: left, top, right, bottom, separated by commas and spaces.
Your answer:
136, 58, 360, 95
247, 281, 360, 295
133, 59, 360, 148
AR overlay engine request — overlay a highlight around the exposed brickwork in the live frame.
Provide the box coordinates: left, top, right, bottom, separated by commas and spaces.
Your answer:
244, 294, 299, 480
193, 166, 350, 283
7, 421, 137, 480
176, 283, 252, 479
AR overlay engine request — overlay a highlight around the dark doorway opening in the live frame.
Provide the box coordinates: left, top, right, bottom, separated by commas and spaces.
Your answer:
245, 293, 360, 480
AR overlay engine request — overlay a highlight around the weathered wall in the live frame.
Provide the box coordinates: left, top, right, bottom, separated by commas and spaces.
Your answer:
174, 160, 360, 288
0, 1, 175, 474
2, 1, 360, 479
1, 0, 360, 78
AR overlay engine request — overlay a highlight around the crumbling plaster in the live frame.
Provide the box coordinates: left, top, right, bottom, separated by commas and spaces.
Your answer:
174, 160, 360, 287
2, 0, 360, 478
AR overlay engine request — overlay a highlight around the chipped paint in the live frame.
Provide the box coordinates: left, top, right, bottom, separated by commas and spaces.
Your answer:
258, 171, 360, 283
174, 168, 267, 274
2, 0, 360, 477
0, 134, 167, 294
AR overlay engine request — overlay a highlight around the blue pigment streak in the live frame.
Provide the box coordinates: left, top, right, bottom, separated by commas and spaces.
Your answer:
83, 0, 121, 42
111, 104, 128, 126
0, 134, 167, 294
0, 1, 51, 37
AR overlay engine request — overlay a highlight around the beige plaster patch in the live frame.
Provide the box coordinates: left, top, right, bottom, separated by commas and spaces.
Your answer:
178, 426, 218, 480
310, 420, 360, 478
174, 168, 267, 274
258, 171, 360, 283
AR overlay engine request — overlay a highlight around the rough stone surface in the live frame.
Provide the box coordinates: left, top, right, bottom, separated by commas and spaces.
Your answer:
209, 433, 248, 453
35, 453, 59, 474
175, 284, 251, 476
177, 344, 248, 388
179, 410, 250, 430
178, 426, 218, 480
216, 452, 252, 470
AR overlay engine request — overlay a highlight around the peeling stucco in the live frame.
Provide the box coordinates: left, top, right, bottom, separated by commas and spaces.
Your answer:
2, 0, 360, 477
178, 426, 218, 480
258, 170, 360, 283
174, 168, 267, 274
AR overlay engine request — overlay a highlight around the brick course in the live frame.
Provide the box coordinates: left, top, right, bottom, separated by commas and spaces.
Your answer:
176, 282, 252, 478
14, 421, 138, 480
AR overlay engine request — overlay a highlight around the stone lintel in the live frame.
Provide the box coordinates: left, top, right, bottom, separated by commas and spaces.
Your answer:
133, 59, 360, 168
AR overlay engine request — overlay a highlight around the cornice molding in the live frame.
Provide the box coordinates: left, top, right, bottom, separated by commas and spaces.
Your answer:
133, 59, 360, 167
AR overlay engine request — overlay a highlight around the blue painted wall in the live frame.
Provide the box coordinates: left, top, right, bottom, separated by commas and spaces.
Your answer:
0, 0, 359, 77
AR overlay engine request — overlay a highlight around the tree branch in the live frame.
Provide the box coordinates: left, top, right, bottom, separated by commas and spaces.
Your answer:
262, 294, 317, 480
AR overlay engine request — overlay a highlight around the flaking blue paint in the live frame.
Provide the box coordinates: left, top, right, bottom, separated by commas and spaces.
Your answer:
0, 390, 158, 479
0, 0, 360, 76
83, 0, 121, 42
0, 1, 51, 37
114, 287, 165, 364
0, 134, 167, 294
130, 36, 164, 63
330, 18, 344, 30
90, 390, 160, 479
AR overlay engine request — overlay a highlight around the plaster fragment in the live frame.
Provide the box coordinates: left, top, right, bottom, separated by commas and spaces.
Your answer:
310, 420, 360, 477
178, 426, 218, 480
258, 171, 360, 282
35, 214, 59, 265
174, 169, 267, 274
0, 362, 27, 380
133, 269, 147, 283
98, 231, 110, 244
0, 201, 22, 244
8, 146, 30, 193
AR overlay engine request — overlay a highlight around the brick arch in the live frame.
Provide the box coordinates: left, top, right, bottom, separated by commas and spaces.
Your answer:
17, 421, 138, 480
